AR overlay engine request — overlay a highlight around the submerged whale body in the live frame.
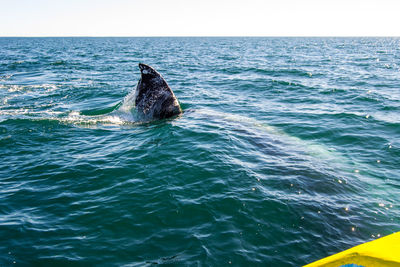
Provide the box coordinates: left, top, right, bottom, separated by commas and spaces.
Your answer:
134, 63, 182, 120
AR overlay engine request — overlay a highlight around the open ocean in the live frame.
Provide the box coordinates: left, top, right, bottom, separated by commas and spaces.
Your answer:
0, 37, 399, 266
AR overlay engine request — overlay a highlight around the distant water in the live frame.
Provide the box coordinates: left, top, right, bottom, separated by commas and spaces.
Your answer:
0, 37, 399, 266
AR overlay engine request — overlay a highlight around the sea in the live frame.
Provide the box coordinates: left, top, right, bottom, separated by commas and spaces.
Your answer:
0, 37, 399, 266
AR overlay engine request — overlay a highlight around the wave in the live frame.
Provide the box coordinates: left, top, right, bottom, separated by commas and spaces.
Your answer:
0, 86, 141, 126
80, 102, 122, 116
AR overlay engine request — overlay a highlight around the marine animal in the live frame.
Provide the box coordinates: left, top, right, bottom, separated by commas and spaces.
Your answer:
134, 63, 182, 120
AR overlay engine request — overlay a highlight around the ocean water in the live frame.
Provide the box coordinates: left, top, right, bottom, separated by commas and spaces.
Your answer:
0, 37, 399, 266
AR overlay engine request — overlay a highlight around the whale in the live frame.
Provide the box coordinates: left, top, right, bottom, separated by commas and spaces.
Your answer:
134, 63, 182, 120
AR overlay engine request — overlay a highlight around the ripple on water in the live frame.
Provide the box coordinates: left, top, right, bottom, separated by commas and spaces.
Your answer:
0, 37, 399, 266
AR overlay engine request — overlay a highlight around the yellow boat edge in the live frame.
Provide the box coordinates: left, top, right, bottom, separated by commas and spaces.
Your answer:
304, 232, 400, 267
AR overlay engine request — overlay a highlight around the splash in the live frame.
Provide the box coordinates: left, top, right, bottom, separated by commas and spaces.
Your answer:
60, 111, 126, 126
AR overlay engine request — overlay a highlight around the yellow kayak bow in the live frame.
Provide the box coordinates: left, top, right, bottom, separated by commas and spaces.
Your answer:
304, 232, 400, 267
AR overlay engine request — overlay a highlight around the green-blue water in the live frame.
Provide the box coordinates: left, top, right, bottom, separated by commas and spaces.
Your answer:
0, 37, 399, 266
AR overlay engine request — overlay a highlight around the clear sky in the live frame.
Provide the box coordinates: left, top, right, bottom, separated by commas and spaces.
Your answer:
1, 0, 400, 36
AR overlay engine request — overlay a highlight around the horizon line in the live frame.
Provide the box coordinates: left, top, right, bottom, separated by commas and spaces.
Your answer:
1, 35, 400, 38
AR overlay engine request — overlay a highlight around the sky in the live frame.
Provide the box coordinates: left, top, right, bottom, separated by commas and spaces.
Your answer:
1, 0, 400, 36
